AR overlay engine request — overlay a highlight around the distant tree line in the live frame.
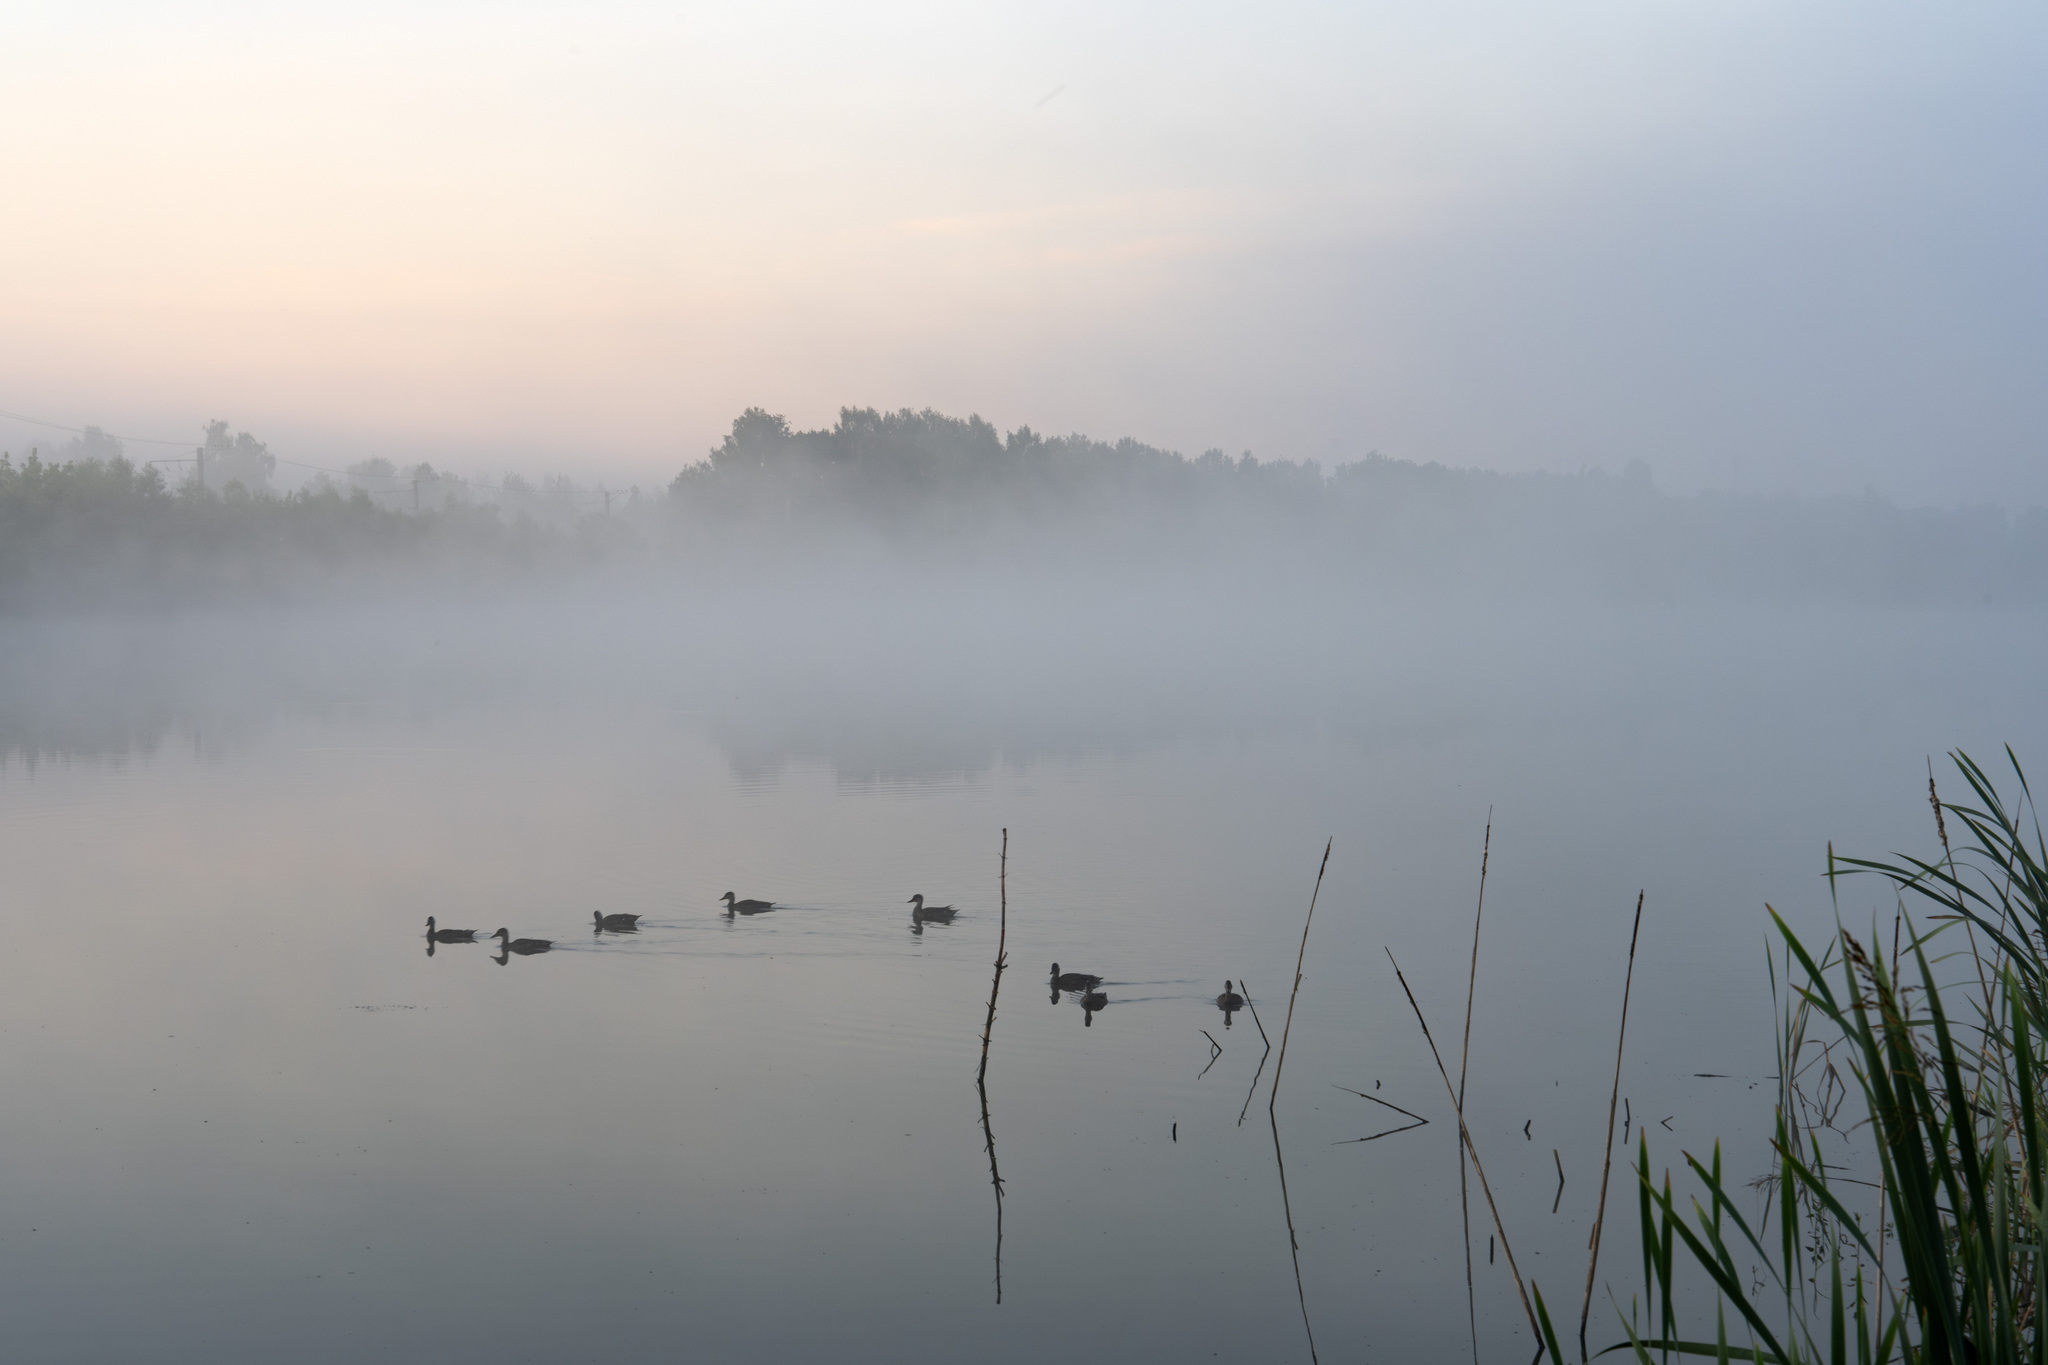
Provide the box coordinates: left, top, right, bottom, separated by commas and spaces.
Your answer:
4, 406, 2044, 610
0, 430, 628, 612
667, 406, 2048, 601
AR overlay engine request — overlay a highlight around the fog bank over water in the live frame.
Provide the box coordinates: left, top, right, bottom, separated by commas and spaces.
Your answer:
4, 405, 2043, 615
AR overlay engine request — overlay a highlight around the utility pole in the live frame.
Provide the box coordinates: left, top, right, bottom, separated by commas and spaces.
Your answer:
195, 445, 205, 489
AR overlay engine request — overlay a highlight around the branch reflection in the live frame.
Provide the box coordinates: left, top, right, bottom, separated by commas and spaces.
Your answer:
976, 1072, 1005, 1305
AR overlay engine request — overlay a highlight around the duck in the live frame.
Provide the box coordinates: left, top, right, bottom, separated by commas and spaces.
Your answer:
491, 928, 553, 955
426, 916, 477, 943
1217, 981, 1245, 1010
1050, 963, 1103, 992
593, 911, 642, 932
720, 892, 775, 915
1080, 989, 1108, 1026
907, 894, 957, 923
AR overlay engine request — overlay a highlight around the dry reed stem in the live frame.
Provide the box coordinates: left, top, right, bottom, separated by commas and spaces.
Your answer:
1576, 890, 1643, 1362
1269, 839, 1332, 1120
1457, 813, 1493, 1365
1387, 946, 1541, 1347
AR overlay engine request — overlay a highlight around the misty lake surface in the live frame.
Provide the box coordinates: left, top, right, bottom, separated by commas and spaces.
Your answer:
2, 594, 2042, 1362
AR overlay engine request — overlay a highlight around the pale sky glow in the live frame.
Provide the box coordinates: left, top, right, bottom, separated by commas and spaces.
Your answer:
2, 1, 2043, 503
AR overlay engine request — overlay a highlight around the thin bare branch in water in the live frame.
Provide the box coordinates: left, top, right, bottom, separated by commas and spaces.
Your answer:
1199, 1030, 1224, 1079
1552, 1148, 1565, 1215
1577, 889, 1644, 1362
974, 829, 1010, 1304
977, 829, 1009, 1089
1387, 946, 1540, 1347
1269, 839, 1332, 1119
1456, 811, 1493, 1365
1332, 1084, 1428, 1125
1239, 982, 1273, 1127
1331, 1085, 1429, 1140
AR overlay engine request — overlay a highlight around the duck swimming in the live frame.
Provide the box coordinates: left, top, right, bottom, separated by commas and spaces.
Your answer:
1217, 981, 1245, 1009
593, 911, 642, 932
1080, 989, 1108, 1027
908, 894, 956, 923
491, 928, 553, 955
426, 916, 477, 944
1050, 963, 1103, 992
720, 893, 775, 915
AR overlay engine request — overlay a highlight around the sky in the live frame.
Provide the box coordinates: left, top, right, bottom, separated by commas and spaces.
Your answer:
1, 1, 2043, 505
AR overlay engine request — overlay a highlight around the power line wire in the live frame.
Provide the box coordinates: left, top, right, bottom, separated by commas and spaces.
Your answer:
0, 406, 196, 447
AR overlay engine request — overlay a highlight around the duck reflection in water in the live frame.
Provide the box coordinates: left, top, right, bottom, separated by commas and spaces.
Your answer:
908, 894, 956, 935
490, 928, 554, 964
1080, 990, 1108, 1027
425, 916, 478, 957
1050, 963, 1104, 1004
593, 911, 642, 933
720, 892, 775, 917
1216, 980, 1245, 1027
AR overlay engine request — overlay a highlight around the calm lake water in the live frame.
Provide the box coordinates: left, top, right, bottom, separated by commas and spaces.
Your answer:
1, 593, 2041, 1362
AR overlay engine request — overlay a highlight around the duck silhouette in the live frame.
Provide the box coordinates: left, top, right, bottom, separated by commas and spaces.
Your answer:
426, 916, 477, 944
908, 894, 957, 925
1216, 980, 1245, 1027
1050, 963, 1102, 992
721, 893, 775, 916
491, 928, 553, 956
593, 911, 642, 933
1080, 989, 1108, 1027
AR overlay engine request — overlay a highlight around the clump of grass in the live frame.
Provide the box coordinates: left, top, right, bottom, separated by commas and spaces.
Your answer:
1610, 749, 2048, 1363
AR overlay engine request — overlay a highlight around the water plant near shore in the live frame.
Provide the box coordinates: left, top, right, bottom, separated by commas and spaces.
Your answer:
1589, 750, 2048, 1363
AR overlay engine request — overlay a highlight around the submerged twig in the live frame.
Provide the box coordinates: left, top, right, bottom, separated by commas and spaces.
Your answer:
1333, 1084, 1430, 1144
1333, 1084, 1428, 1124
1387, 947, 1540, 1347
1577, 890, 1643, 1362
1457, 812, 1493, 1365
1269, 839, 1332, 1119
1199, 1030, 1224, 1079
